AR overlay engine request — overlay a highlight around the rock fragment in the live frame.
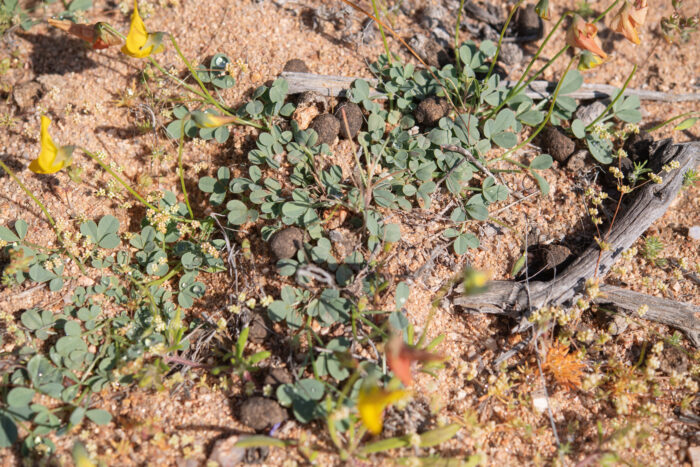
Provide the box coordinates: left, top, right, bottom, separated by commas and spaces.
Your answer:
283, 58, 310, 73
247, 313, 269, 344
689, 226, 700, 241
574, 100, 607, 126
540, 126, 576, 163
13, 81, 43, 111
270, 227, 304, 260
414, 96, 450, 127
264, 368, 292, 388
310, 113, 340, 146
334, 102, 363, 139
566, 150, 590, 172
515, 4, 543, 39
239, 397, 288, 431
208, 436, 246, 467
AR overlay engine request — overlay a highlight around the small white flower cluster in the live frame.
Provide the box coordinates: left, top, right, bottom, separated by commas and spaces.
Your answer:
200, 241, 219, 258
43, 257, 63, 271
192, 161, 209, 173
662, 160, 680, 172
648, 173, 663, 184
637, 304, 649, 317
577, 328, 595, 343
581, 372, 605, 391
153, 315, 166, 332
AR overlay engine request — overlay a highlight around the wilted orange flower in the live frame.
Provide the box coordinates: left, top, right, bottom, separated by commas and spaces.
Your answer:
386, 334, 443, 387
48, 19, 121, 50
566, 15, 608, 59
357, 385, 409, 434
610, 0, 648, 45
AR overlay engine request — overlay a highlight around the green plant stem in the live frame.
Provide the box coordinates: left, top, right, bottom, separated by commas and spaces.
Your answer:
145, 264, 182, 288
454, 0, 467, 69
81, 149, 159, 212
177, 119, 194, 218
327, 407, 347, 458
167, 35, 265, 130
148, 56, 210, 101
128, 275, 160, 324
0, 160, 87, 274
585, 64, 637, 131
493, 55, 577, 164
78, 322, 112, 386
647, 111, 699, 132
594, 0, 622, 23
490, 0, 620, 117
0, 161, 56, 227
484, 0, 524, 84
502, 157, 529, 170
370, 0, 391, 65
487, 216, 514, 231
102, 24, 211, 102
169, 35, 228, 112
101, 24, 265, 130
491, 14, 570, 118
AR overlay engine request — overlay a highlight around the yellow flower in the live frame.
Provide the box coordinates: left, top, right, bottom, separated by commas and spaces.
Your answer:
190, 111, 239, 129
610, 0, 648, 45
566, 15, 607, 59
29, 116, 74, 174
578, 50, 604, 71
358, 386, 409, 435
121, 0, 164, 58
71, 442, 96, 467
463, 267, 489, 295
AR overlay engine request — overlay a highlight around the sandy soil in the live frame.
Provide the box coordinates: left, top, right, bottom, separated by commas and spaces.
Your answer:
0, 0, 699, 465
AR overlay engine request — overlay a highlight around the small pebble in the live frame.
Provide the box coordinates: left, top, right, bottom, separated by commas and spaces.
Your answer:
264, 367, 293, 388
688, 446, 700, 467
282, 58, 310, 73
414, 96, 450, 127
208, 436, 246, 467
539, 126, 575, 163
566, 150, 590, 172
515, 4, 543, 39
247, 313, 269, 344
310, 113, 340, 146
334, 102, 363, 139
574, 100, 607, 126
270, 227, 304, 260
239, 397, 288, 431
689, 226, 700, 241
13, 81, 43, 111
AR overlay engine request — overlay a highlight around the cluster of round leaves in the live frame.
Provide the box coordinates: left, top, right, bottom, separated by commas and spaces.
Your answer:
1, 280, 123, 453
0, 220, 67, 291
0, 189, 233, 451
166, 69, 295, 144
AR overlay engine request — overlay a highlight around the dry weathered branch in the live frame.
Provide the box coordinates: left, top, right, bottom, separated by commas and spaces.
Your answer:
281, 71, 700, 102
454, 140, 700, 343
593, 285, 700, 347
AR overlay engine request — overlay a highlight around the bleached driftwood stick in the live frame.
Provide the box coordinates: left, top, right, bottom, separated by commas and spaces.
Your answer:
280, 71, 700, 102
